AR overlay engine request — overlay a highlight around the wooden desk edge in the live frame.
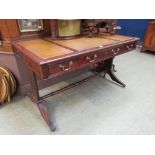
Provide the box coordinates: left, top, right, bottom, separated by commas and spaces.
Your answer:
13, 37, 139, 65
12, 37, 139, 79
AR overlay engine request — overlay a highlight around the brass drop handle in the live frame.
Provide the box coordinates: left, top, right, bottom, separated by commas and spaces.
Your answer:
127, 46, 130, 50
59, 61, 73, 71
112, 48, 120, 55
127, 44, 133, 50
86, 54, 98, 62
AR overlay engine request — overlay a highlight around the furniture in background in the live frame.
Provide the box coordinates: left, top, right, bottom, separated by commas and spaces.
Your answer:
142, 20, 155, 52
50, 19, 120, 39
0, 65, 16, 104
82, 19, 121, 37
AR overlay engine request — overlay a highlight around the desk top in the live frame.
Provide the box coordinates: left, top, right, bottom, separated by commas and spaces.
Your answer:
13, 34, 138, 65
50, 34, 133, 51
47, 36, 118, 51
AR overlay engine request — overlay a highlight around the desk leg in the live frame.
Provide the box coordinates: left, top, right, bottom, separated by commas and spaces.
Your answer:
94, 58, 126, 87
28, 70, 40, 103
106, 70, 126, 87
38, 102, 56, 131
28, 69, 56, 131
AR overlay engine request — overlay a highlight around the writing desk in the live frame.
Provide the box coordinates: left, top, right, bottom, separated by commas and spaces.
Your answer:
13, 34, 139, 131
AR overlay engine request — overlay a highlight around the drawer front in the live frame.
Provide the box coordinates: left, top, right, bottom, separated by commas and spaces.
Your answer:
120, 43, 136, 54
47, 42, 136, 77
101, 42, 136, 58
48, 58, 80, 75
123, 42, 136, 52
99, 45, 124, 58
79, 50, 104, 66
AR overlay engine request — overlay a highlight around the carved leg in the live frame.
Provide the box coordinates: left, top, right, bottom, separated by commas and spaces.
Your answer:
93, 58, 126, 87
106, 70, 126, 87
28, 69, 56, 131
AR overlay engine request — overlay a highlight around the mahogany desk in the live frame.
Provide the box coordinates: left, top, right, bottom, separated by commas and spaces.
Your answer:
13, 34, 139, 131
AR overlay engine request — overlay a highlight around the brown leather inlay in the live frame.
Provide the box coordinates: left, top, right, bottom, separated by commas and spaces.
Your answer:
44, 38, 78, 52
16, 35, 135, 61
50, 36, 118, 51
17, 39, 74, 59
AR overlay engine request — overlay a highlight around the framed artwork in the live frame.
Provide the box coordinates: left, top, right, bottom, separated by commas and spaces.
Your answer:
17, 19, 43, 32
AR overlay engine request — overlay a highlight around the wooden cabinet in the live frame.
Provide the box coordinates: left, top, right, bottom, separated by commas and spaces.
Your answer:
142, 20, 155, 52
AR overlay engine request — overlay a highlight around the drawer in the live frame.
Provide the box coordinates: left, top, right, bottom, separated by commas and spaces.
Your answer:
79, 50, 104, 66
99, 45, 124, 58
48, 58, 80, 75
47, 42, 137, 76
114, 42, 136, 55
101, 42, 136, 58
123, 42, 136, 52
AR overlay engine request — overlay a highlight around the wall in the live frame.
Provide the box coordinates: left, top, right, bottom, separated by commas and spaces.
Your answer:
117, 19, 151, 41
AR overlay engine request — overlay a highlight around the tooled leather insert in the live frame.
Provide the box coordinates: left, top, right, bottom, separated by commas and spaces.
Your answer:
50, 37, 118, 51
17, 39, 74, 59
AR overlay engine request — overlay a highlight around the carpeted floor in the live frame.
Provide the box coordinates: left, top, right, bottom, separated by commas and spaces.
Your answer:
0, 50, 155, 135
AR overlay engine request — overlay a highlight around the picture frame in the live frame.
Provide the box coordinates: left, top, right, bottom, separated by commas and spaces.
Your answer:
17, 19, 43, 32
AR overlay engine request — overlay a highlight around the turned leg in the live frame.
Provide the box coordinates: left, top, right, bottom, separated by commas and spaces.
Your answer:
28, 69, 56, 131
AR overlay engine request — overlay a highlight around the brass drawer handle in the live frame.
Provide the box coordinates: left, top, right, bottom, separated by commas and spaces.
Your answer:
86, 54, 98, 62
59, 61, 73, 71
127, 44, 134, 50
127, 46, 131, 50
112, 48, 120, 55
